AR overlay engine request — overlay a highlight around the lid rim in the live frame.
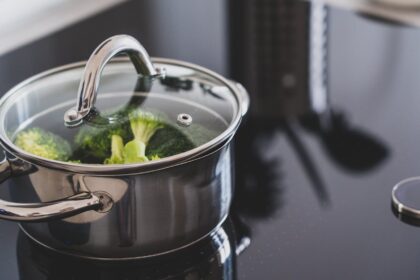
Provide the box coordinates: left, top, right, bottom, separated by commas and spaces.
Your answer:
0, 57, 244, 174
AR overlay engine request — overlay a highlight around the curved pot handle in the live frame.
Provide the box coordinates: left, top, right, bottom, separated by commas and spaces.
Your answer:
64, 34, 164, 127
0, 158, 108, 222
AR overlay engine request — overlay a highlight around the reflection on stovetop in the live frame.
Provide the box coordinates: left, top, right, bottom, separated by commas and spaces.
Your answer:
17, 219, 239, 280
234, 110, 389, 214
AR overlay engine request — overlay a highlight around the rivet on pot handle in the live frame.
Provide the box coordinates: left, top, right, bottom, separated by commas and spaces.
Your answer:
64, 35, 164, 127
0, 156, 110, 222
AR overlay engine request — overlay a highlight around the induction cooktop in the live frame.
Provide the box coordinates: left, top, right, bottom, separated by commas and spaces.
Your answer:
1, 2, 420, 279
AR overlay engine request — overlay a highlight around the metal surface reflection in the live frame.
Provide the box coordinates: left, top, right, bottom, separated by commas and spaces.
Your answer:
17, 220, 240, 280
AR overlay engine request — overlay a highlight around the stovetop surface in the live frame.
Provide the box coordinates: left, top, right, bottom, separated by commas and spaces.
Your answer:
2, 6, 420, 280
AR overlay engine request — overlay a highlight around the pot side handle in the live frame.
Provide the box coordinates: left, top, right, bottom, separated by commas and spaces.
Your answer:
229, 80, 250, 117
0, 157, 107, 222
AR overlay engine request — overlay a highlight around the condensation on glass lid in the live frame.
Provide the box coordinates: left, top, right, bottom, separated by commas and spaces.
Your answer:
392, 177, 420, 220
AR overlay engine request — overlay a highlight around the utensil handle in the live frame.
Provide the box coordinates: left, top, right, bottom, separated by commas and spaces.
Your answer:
0, 157, 107, 222
64, 35, 163, 127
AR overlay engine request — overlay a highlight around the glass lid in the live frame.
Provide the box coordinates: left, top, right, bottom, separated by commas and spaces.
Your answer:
0, 35, 244, 172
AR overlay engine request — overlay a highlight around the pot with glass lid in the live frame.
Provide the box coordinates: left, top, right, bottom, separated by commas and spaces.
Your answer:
0, 35, 249, 259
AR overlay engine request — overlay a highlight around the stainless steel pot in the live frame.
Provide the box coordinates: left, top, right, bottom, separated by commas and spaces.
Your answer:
0, 35, 249, 259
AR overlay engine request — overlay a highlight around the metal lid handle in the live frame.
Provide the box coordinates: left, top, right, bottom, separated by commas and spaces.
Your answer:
64, 35, 162, 127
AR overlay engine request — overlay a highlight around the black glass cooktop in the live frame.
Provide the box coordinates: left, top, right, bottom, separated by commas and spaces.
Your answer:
2, 4, 420, 280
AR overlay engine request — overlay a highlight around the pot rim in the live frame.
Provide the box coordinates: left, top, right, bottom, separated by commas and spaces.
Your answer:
0, 57, 244, 175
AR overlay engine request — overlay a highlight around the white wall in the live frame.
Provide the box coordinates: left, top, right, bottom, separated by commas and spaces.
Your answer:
0, 0, 228, 94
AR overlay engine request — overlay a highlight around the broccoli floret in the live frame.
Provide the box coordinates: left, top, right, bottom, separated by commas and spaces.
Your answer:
150, 154, 160, 161
177, 124, 218, 147
14, 127, 72, 161
102, 110, 164, 164
128, 110, 163, 145
146, 124, 195, 158
73, 106, 218, 164
123, 139, 149, 163
104, 135, 124, 164
74, 109, 166, 164
146, 123, 217, 159
72, 117, 132, 163
122, 110, 163, 163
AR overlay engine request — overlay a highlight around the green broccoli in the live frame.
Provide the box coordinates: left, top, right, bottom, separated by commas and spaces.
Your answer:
145, 123, 217, 159
145, 124, 195, 158
178, 124, 218, 147
104, 135, 124, 164
14, 127, 72, 161
73, 106, 219, 164
150, 154, 160, 160
72, 116, 132, 163
122, 110, 163, 163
